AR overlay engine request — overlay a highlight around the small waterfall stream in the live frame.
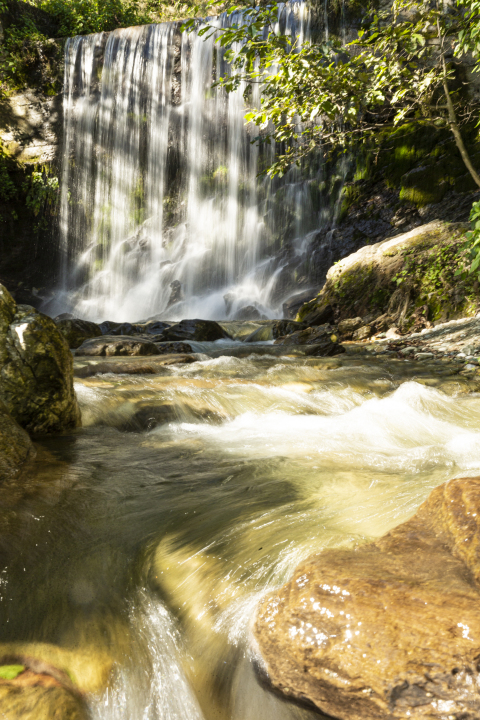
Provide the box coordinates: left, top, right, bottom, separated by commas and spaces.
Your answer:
58, 3, 327, 323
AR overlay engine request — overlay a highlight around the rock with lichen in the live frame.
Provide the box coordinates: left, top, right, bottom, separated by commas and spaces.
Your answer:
254, 476, 480, 720
0, 284, 81, 434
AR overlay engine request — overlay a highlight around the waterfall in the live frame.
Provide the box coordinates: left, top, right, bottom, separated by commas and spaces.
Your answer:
58, 2, 330, 323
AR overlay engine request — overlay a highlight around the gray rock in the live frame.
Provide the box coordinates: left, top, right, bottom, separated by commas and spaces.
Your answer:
301, 304, 335, 327
154, 342, 193, 354
0, 285, 81, 435
282, 289, 320, 320
74, 336, 160, 357
352, 325, 373, 341
244, 320, 304, 343
338, 317, 363, 337
55, 318, 102, 348
232, 305, 262, 321
162, 319, 231, 342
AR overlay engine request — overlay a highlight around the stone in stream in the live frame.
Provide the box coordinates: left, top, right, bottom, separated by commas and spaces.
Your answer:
74, 335, 160, 357
154, 341, 193, 354
0, 285, 81, 434
55, 317, 102, 349
274, 324, 333, 346
254, 476, 480, 720
244, 320, 304, 343
0, 399, 35, 482
232, 305, 263, 321
161, 318, 231, 342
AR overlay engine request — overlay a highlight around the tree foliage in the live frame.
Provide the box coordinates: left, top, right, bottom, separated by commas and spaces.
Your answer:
185, 0, 480, 178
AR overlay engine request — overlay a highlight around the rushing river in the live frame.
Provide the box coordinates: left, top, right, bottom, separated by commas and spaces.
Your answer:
2, 352, 480, 718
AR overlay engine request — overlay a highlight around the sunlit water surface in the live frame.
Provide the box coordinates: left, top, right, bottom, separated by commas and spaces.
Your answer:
2, 354, 480, 719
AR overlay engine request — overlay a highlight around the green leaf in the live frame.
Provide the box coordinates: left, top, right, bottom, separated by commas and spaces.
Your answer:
0, 665, 25, 680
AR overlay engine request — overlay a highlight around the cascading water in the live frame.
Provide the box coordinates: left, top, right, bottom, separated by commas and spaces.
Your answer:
56, 3, 336, 323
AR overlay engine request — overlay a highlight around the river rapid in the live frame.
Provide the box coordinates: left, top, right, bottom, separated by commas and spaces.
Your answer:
3, 351, 480, 719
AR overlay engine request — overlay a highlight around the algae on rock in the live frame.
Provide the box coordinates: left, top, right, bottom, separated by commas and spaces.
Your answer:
0, 284, 80, 434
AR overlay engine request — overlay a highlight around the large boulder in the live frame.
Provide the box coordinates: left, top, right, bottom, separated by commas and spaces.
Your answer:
0, 400, 35, 482
55, 318, 102, 349
162, 319, 231, 342
297, 221, 472, 331
0, 286, 81, 434
254, 476, 480, 720
74, 336, 160, 357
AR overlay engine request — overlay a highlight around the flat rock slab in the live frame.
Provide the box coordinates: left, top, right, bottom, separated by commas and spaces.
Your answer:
74, 336, 160, 357
74, 354, 197, 378
254, 477, 480, 720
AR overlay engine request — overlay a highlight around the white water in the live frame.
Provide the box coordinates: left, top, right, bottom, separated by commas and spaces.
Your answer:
57, 3, 336, 324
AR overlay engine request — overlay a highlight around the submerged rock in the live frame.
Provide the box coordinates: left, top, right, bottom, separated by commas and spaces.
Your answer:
0, 285, 81, 434
55, 317, 102, 348
0, 400, 35, 482
75, 336, 160, 357
254, 476, 480, 720
162, 319, 231, 342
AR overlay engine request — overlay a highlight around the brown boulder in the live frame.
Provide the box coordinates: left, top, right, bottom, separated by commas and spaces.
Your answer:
254, 477, 480, 720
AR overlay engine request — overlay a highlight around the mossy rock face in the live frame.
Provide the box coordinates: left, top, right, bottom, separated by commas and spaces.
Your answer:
0, 284, 81, 434
297, 220, 476, 330
0, 684, 88, 720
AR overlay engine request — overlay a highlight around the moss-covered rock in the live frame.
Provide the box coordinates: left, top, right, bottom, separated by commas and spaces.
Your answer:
0, 284, 81, 434
298, 220, 477, 332
0, 398, 35, 482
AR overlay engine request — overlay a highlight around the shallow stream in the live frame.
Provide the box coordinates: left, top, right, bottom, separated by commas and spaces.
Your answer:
3, 353, 480, 719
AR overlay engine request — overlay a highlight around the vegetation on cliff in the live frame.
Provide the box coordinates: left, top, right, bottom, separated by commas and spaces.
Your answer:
297, 220, 480, 332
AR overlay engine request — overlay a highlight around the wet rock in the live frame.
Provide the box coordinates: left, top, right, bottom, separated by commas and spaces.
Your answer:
244, 320, 304, 343
55, 318, 102, 349
283, 289, 320, 320
73, 354, 196, 377
232, 305, 262, 321
0, 285, 81, 434
352, 324, 373, 341
162, 319, 231, 342
254, 476, 480, 720
167, 279, 183, 308
0, 683, 88, 720
98, 321, 145, 336
303, 337, 345, 357
300, 304, 334, 328
274, 324, 333, 346
74, 336, 160, 357
337, 317, 363, 338
0, 400, 35, 482
154, 341, 193, 354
